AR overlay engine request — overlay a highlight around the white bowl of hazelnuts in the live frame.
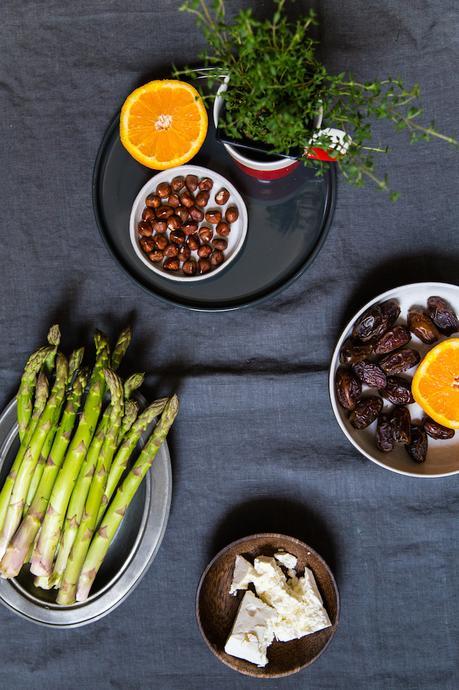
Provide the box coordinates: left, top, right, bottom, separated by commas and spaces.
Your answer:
130, 165, 248, 282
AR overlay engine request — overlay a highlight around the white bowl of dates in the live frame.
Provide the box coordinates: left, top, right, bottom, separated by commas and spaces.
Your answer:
130, 165, 248, 282
329, 282, 459, 478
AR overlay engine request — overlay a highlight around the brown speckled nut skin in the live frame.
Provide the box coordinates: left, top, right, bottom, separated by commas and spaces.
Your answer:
196, 533, 339, 678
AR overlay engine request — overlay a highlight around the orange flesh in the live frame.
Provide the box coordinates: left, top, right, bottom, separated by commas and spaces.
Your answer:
120, 80, 208, 169
412, 338, 459, 429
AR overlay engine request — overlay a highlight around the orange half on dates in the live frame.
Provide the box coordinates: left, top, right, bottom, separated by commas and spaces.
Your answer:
412, 338, 459, 429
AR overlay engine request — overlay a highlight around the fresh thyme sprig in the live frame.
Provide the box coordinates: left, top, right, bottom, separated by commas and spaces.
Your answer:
175, 0, 457, 199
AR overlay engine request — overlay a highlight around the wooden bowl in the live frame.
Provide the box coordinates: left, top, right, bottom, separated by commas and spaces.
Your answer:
196, 534, 339, 678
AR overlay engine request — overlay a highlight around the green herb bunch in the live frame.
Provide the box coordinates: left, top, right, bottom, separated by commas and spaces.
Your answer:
176, 0, 457, 198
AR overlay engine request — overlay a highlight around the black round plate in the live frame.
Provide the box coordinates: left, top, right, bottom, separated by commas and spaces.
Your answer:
93, 116, 337, 311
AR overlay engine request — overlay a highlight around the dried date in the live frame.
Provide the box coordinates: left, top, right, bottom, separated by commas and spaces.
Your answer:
352, 304, 387, 343
339, 339, 373, 366
352, 361, 387, 389
376, 414, 395, 453
349, 396, 383, 429
405, 425, 428, 464
335, 367, 362, 411
380, 299, 401, 328
380, 376, 414, 405
427, 296, 458, 335
374, 325, 411, 355
390, 406, 411, 444
423, 417, 455, 440
379, 348, 420, 375
407, 307, 440, 344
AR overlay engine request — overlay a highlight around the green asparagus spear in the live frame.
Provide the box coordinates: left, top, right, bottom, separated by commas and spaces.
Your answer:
51, 407, 110, 589
0, 369, 88, 578
124, 373, 144, 399
96, 397, 168, 528
118, 400, 139, 442
30, 332, 110, 576
23, 423, 57, 517
77, 395, 178, 602
67, 348, 85, 387
111, 326, 132, 371
25, 333, 67, 509
0, 372, 50, 535
25, 347, 85, 514
44, 325, 61, 374
58, 369, 124, 604
34, 575, 52, 589
0, 354, 68, 559
16, 346, 52, 442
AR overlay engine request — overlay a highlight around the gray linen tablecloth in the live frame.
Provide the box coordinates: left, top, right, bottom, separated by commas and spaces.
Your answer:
0, 1, 458, 688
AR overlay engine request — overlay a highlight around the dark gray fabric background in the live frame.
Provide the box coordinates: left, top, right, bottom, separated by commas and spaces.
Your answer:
0, 1, 458, 688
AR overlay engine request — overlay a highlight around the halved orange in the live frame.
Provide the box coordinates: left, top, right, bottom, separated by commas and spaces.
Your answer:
120, 80, 208, 170
412, 338, 459, 429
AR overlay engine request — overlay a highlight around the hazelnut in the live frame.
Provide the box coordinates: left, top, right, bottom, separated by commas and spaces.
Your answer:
189, 206, 204, 222
195, 191, 210, 208
149, 249, 164, 263
199, 177, 213, 191
182, 259, 197, 276
142, 207, 156, 222
164, 243, 179, 258
170, 229, 186, 245
139, 238, 155, 253
156, 182, 171, 198
210, 249, 225, 266
152, 220, 167, 234
212, 237, 228, 251
180, 191, 194, 208
154, 234, 168, 250
198, 258, 212, 274
168, 193, 180, 208
167, 215, 182, 230
216, 221, 230, 237
185, 174, 199, 192
137, 220, 152, 238
171, 175, 185, 192
215, 188, 230, 205
199, 226, 213, 243
182, 220, 198, 236
176, 206, 190, 222
156, 205, 174, 219
163, 257, 180, 271
187, 234, 200, 251
178, 245, 191, 262
205, 209, 222, 224
198, 243, 212, 259
145, 193, 161, 208
225, 206, 239, 223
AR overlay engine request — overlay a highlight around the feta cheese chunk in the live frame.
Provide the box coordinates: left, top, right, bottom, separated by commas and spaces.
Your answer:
252, 556, 331, 642
225, 553, 332, 666
274, 551, 298, 570
229, 555, 257, 595
224, 590, 277, 667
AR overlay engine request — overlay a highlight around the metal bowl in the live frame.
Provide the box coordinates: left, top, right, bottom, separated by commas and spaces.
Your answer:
0, 398, 172, 627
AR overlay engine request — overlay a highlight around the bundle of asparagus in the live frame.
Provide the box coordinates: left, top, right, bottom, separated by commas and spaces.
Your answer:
0, 325, 178, 605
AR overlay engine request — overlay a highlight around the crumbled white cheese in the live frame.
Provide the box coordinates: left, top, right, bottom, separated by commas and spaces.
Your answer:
224, 590, 277, 667
274, 551, 298, 570
226, 553, 331, 664
229, 555, 257, 595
